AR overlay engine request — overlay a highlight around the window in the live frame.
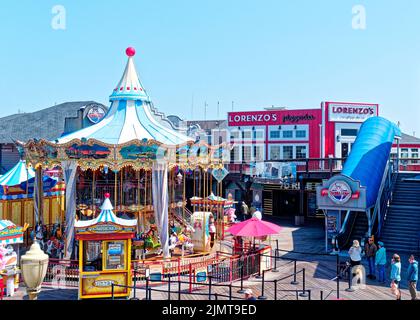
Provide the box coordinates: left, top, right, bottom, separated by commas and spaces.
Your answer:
230, 146, 240, 162
230, 131, 240, 139
411, 148, 419, 164
341, 129, 358, 137
283, 146, 293, 159
243, 145, 252, 162
296, 146, 307, 159
254, 145, 264, 161
270, 146, 281, 160
283, 131, 293, 138
401, 148, 409, 158
104, 241, 126, 270
253, 130, 264, 139
242, 130, 252, 139
83, 241, 102, 272
270, 131, 280, 139
295, 130, 306, 138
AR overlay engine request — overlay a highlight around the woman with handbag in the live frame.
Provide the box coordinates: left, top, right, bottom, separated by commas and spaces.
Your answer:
390, 254, 402, 300
348, 240, 362, 267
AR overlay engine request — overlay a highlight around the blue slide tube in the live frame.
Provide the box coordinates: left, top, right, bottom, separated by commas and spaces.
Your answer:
341, 116, 401, 208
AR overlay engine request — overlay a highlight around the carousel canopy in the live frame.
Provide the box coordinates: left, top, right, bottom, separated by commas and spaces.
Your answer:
75, 193, 137, 228
0, 160, 35, 187
0, 220, 24, 245
56, 47, 193, 146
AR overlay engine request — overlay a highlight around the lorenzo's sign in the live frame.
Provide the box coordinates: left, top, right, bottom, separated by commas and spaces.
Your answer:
327, 102, 378, 123
228, 111, 317, 126
327, 181, 352, 204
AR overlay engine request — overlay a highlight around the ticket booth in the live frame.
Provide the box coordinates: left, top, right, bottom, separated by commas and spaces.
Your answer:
75, 193, 137, 299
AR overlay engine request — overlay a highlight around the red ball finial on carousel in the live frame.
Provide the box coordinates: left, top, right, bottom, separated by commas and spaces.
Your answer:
104, 193, 110, 199
126, 47, 136, 57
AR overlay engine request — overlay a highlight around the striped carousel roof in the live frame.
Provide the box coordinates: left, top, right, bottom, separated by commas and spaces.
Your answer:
74, 194, 137, 228
56, 47, 193, 146
0, 160, 35, 187
0, 220, 24, 245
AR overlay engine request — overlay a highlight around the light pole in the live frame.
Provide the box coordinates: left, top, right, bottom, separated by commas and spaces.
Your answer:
20, 241, 49, 300
319, 124, 324, 170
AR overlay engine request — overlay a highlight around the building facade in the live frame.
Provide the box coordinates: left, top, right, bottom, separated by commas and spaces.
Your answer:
227, 102, 380, 162
224, 101, 420, 221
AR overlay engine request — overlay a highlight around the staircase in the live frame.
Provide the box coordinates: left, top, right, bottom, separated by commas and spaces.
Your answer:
170, 206, 193, 229
350, 212, 368, 245
337, 211, 368, 249
380, 173, 420, 254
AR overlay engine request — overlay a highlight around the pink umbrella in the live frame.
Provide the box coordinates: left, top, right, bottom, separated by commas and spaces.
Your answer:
226, 217, 282, 237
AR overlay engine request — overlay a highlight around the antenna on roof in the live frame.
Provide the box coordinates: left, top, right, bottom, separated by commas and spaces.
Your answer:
204, 101, 207, 121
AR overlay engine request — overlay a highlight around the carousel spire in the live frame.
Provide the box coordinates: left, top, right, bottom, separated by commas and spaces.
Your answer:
109, 47, 150, 101
100, 192, 114, 210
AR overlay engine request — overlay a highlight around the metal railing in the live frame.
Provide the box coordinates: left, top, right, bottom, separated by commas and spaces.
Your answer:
227, 158, 346, 176
112, 270, 313, 301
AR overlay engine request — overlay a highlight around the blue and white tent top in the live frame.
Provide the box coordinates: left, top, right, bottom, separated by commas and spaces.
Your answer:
74, 195, 137, 228
56, 47, 194, 146
0, 160, 35, 187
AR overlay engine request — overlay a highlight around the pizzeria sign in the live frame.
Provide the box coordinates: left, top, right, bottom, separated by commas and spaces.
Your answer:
328, 103, 378, 123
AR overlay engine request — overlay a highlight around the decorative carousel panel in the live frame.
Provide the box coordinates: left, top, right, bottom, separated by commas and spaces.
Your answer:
188, 144, 210, 165
65, 143, 112, 160
119, 144, 159, 161
78, 160, 113, 171
210, 143, 232, 164
113, 160, 154, 171
24, 140, 59, 165
176, 144, 190, 162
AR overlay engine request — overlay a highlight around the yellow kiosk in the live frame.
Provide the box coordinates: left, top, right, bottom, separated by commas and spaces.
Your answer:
75, 193, 137, 299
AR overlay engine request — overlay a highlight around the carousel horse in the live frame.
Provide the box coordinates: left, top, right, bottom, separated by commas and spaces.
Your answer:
140, 227, 161, 250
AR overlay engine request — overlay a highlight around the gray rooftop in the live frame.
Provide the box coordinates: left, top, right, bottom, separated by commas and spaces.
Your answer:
399, 132, 420, 145
0, 101, 105, 144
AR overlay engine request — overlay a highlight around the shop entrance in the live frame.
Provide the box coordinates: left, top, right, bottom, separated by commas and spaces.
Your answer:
341, 142, 355, 158
272, 190, 299, 217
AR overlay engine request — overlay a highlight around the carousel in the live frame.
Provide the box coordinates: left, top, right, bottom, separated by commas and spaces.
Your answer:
21, 47, 232, 262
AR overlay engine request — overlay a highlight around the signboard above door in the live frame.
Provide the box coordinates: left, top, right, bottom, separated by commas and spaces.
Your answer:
327, 102, 378, 123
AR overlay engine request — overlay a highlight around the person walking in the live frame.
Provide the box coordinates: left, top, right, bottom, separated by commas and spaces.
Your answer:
348, 240, 362, 267
390, 254, 402, 300
407, 254, 418, 300
209, 215, 216, 248
242, 201, 249, 221
365, 236, 378, 279
375, 241, 387, 283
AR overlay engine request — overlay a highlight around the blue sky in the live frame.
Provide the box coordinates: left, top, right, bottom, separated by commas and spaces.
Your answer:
1, 0, 420, 134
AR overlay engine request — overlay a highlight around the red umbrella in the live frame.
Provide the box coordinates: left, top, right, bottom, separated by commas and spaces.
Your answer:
226, 217, 282, 237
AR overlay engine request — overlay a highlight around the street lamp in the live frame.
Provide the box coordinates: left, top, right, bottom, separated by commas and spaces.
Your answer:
20, 241, 49, 300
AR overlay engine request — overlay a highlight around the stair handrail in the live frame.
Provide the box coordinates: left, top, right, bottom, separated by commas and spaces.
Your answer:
373, 160, 396, 237
170, 205, 194, 229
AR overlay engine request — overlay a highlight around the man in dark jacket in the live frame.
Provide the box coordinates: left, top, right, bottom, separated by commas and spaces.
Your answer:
364, 236, 378, 279
407, 255, 418, 300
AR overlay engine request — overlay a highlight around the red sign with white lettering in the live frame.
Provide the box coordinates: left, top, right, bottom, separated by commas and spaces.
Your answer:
228, 109, 319, 126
